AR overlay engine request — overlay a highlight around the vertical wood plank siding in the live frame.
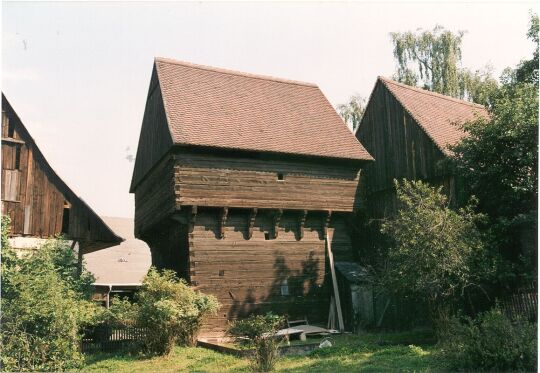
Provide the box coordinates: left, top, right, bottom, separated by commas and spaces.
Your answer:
356, 81, 451, 218
1, 97, 121, 252
130, 66, 173, 192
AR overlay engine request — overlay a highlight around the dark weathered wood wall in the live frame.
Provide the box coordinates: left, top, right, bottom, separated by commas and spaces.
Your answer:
174, 153, 362, 211
188, 210, 352, 336
1, 97, 121, 252
356, 81, 453, 218
133, 149, 364, 236
130, 66, 173, 192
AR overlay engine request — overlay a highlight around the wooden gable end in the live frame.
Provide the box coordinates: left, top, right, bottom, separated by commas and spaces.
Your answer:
356, 80, 448, 195
1, 94, 122, 253
130, 65, 173, 192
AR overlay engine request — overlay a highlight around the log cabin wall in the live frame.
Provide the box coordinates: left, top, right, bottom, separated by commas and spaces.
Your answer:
356, 81, 451, 219
1, 95, 122, 252
132, 149, 360, 336
188, 209, 352, 336
173, 151, 363, 212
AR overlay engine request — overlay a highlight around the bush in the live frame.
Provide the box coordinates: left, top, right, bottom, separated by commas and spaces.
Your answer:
381, 180, 486, 335
228, 313, 285, 372
0, 219, 103, 371
440, 308, 537, 371
135, 268, 219, 355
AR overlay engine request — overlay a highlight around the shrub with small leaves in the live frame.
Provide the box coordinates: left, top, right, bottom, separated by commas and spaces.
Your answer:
228, 313, 285, 372
0, 216, 102, 371
136, 267, 219, 355
440, 308, 537, 371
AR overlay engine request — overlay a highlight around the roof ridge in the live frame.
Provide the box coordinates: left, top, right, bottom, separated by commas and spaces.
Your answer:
378, 76, 488, 110
155, 57, 318, 88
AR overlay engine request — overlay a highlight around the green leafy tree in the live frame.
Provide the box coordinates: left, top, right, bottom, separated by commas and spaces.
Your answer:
391, 25, 464, 97
336, 94, 366, 131
0, 219, 102, 371
451, 82, 538, 284
391, 26, 498, 106
136, 268, 219, 355
381, 180, 486, 335
515, 12, 539, 86
451, 15, 538, 285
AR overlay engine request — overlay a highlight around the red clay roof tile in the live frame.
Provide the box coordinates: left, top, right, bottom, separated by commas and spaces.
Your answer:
379, 76, 490, 155
155, 57, 373, 161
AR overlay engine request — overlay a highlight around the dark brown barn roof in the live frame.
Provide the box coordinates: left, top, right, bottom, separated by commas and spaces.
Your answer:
378, 77, 490, 155
154, 57, 373, 161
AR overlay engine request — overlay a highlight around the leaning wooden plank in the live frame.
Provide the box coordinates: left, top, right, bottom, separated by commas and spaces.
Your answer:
326, 236, 344, 331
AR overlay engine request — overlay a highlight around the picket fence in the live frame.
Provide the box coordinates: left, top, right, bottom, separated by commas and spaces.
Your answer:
80, 325, 148, 353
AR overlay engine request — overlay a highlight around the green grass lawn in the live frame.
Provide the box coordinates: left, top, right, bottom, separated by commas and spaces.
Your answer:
83, 330, 446, 372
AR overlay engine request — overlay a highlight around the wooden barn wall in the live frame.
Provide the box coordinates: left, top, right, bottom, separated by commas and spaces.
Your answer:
357, 82, 447, 195
173, 152, 363, 212
1, 103, 120, 251
130, 66, 173, 192
133, 155, 176, 237
187, 210, 352, 336
356, 82, 454, 219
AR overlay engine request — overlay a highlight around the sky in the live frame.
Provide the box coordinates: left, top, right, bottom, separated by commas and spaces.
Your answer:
2, 1, 538, 218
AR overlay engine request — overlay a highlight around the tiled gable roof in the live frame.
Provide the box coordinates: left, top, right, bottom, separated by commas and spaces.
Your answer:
155, 57, 373, 161
379, 77, 490, 155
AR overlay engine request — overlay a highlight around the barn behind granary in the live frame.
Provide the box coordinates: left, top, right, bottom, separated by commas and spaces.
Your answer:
1, 94, 122, 254
356, 77, 489, 220
130, 57, 373, 336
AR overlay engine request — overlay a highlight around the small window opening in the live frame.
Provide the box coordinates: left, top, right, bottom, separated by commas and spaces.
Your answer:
280, 279, 289, 296
264, 232, 270, 240
14, 146, 21, 170
219, 270, 225, 277
7, 116, 14, 138
277, 173, 284, 181
61, 205, 70, 234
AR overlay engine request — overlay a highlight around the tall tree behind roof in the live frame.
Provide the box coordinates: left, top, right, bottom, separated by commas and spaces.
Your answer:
514, 12, 539, 86
336, 94, 366, 132
390, 26, 498, 107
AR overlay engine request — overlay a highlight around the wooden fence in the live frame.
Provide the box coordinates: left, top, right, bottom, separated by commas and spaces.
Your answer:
80, 325, 148, 353
499, 284, 537, 322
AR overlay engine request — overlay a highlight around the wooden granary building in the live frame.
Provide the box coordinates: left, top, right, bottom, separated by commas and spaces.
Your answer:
1, 94, 122, 254
356, 77, 489, 220
130, 58, 373, 336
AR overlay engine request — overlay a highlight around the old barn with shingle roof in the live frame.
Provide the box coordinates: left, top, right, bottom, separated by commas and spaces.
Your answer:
130, 57, 373, 336
356, 76, 489, 218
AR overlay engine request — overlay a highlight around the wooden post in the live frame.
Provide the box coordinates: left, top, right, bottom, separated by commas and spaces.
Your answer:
73, 241, 83, 277
326, 235, 344, 331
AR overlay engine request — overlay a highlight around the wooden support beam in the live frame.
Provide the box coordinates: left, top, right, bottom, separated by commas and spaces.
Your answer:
326, 235, 344, 332
273, 209, 283, 239
298, 210, 308, 239
188, 205, 198, 233
247, 208, 258, 239
220, 207, 228, 239
323, 210, 332, 238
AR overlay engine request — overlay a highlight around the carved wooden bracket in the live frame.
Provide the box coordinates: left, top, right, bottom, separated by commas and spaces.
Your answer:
273, 209, 283, 239
247, 208, 258, 239
220, 207, 228, 239
298, 210, 308, 240
188, 205, 198, 233
323, 210, 332, 238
